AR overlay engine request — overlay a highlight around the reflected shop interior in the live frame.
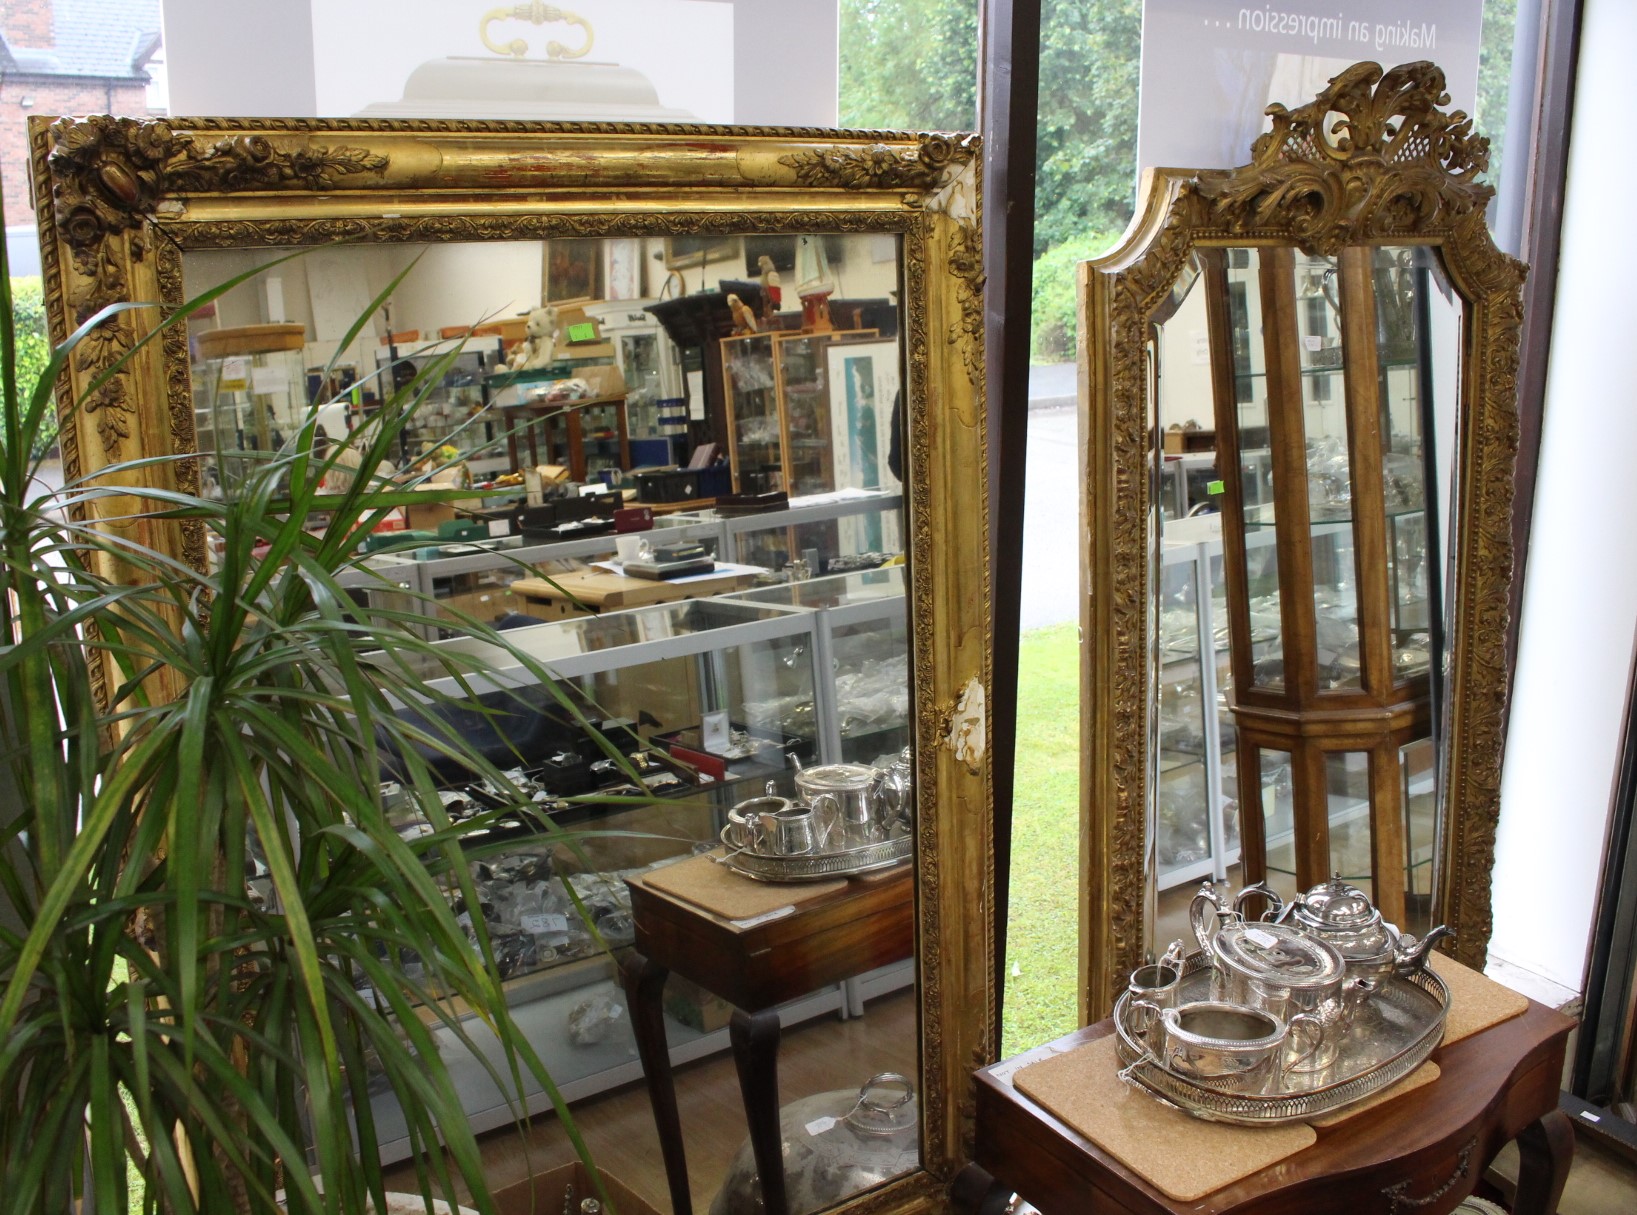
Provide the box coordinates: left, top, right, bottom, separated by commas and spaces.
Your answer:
1148, 243, 1458, 954
186, 232, 916, 1211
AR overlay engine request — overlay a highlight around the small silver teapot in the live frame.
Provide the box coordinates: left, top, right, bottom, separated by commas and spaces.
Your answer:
1257, 875, 1452, 986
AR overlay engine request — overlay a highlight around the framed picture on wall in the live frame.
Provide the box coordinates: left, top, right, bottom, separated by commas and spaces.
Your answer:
543, 238, 605, 302
826, 338, 902, 553
663, 234, 740, 270
604, 238, 643, 300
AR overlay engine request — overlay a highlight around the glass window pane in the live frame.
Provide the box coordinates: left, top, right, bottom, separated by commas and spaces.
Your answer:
1400, 738, 1438, 938
1256, 747, 1299, 906
1226, 249, 1286, 692
1325, 751, 1373, 889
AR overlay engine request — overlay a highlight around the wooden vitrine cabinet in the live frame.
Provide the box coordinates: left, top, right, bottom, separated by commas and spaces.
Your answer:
720, 330, 878, 496
1204, 244, 1442, 928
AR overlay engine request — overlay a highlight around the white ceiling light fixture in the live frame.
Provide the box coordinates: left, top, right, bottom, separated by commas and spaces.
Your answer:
354, 2, 696, 122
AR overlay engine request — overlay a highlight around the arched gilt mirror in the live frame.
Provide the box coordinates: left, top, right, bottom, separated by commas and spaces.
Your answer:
32, 118, 994, 1212
1078, 62, 1525, 1017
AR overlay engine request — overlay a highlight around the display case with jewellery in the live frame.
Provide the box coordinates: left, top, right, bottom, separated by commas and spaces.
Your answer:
350, 586, 915, 1161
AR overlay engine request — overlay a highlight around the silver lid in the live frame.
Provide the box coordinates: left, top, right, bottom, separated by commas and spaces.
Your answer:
1293, 876, 1380, 930
795, 762, 878, 793
1214, 921, 1346, 989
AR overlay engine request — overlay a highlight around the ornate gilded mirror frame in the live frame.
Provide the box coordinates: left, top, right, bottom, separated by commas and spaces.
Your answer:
1078, 62, 1525, 1017
31, 117, 994, 1210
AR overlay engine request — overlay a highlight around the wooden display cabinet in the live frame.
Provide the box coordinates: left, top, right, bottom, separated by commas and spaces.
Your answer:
720, 330, 878, 497
1204, 244, 1441, 927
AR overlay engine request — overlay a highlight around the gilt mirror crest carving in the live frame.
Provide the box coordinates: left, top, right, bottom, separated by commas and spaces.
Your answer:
1079, 62, 1524, 1018
33, 116, 993, 1213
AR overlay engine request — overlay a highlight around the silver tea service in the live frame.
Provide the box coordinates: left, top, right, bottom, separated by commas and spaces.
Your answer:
1111, 881, 1452, 1123
718, 759, 915, 881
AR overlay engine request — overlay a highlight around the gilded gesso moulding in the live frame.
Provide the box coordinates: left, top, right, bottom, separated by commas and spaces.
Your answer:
1079, 62, 1525, 1017
31, 116, 992, 1211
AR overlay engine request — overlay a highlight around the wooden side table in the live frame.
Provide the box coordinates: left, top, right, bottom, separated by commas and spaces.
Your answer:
960, 997, 1575, 1215
621, 864, 914, 1215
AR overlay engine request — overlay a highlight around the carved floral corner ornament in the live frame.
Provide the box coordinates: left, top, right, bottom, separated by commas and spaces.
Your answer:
44, 115, 389, 460
778, 132, 975, 192
1188, 60, 1494, 256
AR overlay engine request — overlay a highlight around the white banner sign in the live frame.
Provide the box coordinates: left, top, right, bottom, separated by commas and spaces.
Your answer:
1138, 0, 1485, 174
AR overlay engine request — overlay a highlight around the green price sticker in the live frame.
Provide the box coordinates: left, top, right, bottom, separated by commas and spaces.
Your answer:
566, 322, 597, 343
1207, 479, 1225, 495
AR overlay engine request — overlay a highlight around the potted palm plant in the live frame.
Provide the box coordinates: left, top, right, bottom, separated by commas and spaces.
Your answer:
0, 247, 626, 1213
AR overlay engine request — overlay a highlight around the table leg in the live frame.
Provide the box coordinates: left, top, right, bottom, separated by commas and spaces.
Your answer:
950, 1163, 1013, 1215
730, 1007, 787, 1215
621, 951, 692, 1215
1512, 1108, 1575, 1215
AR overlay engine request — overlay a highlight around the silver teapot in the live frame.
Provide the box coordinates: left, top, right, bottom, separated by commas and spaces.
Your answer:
1190, 881, 1375, 1070
709, 1074, 917, 1215
795, 763, 904, 847
1256, 876, 1452, 985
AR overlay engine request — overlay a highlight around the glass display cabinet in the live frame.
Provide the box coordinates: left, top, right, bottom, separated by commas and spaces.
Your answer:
1204, 243, 1441, 929
367, 593, 878, 1159
581, 299, 689, 463
375, 340, 501, 470
191, 323, 308, 494
717, 488, 904, 573
721, 566, 909, 765
720, 330, 880, 496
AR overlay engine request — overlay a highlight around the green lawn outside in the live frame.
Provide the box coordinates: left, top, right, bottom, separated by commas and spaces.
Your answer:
1000, 621, 1082, 1056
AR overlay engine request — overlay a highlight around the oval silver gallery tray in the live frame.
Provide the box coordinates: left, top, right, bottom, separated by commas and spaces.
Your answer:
1112, 949, 1449, 1125
717, 826, 912, 883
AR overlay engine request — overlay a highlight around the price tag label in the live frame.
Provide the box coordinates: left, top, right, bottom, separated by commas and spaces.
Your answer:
1303, 335, 1322, 352
803, 1116, 838, 1137
251, 363, 289, 394
522, 912, 569, 939
1244, 927, 1280, 949
219, 356, 250, 392
1207, 480, 1225, 495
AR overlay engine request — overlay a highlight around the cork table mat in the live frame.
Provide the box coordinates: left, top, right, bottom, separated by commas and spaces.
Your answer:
1012, 1035, 1317, 1202
1308, 1060, 1441, 1127
1431, 954, 1530, 1045
637, 850, 846, 922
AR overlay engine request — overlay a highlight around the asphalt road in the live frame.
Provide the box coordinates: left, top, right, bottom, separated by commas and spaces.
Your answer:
1018, 401, 1080, 632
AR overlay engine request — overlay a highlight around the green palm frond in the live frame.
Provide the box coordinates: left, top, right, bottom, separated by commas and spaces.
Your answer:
0, 246, 649, 1213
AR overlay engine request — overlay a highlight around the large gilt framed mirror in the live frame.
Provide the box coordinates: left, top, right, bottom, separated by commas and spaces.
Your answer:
1078, 63, 1525, 1017
32, 117, 993, 1213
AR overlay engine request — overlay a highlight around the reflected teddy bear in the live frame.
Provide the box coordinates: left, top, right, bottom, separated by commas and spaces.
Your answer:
508, 304, 560, 371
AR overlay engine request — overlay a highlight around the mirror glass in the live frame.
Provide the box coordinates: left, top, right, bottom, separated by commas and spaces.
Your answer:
183, 233, 916, 1211
1148, 241, 1463, 955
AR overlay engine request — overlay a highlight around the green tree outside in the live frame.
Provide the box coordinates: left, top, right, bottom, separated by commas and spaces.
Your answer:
8, 277, 54, 458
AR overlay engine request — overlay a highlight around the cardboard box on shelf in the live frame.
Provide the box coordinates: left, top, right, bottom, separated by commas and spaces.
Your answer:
550, 299, 617, 361
575, 362, 627, 399
402, 489, 483, 532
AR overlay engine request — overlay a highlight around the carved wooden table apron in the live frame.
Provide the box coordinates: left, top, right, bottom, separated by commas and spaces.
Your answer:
622, 865, 914, 1215
959, 997, 1575, 1215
